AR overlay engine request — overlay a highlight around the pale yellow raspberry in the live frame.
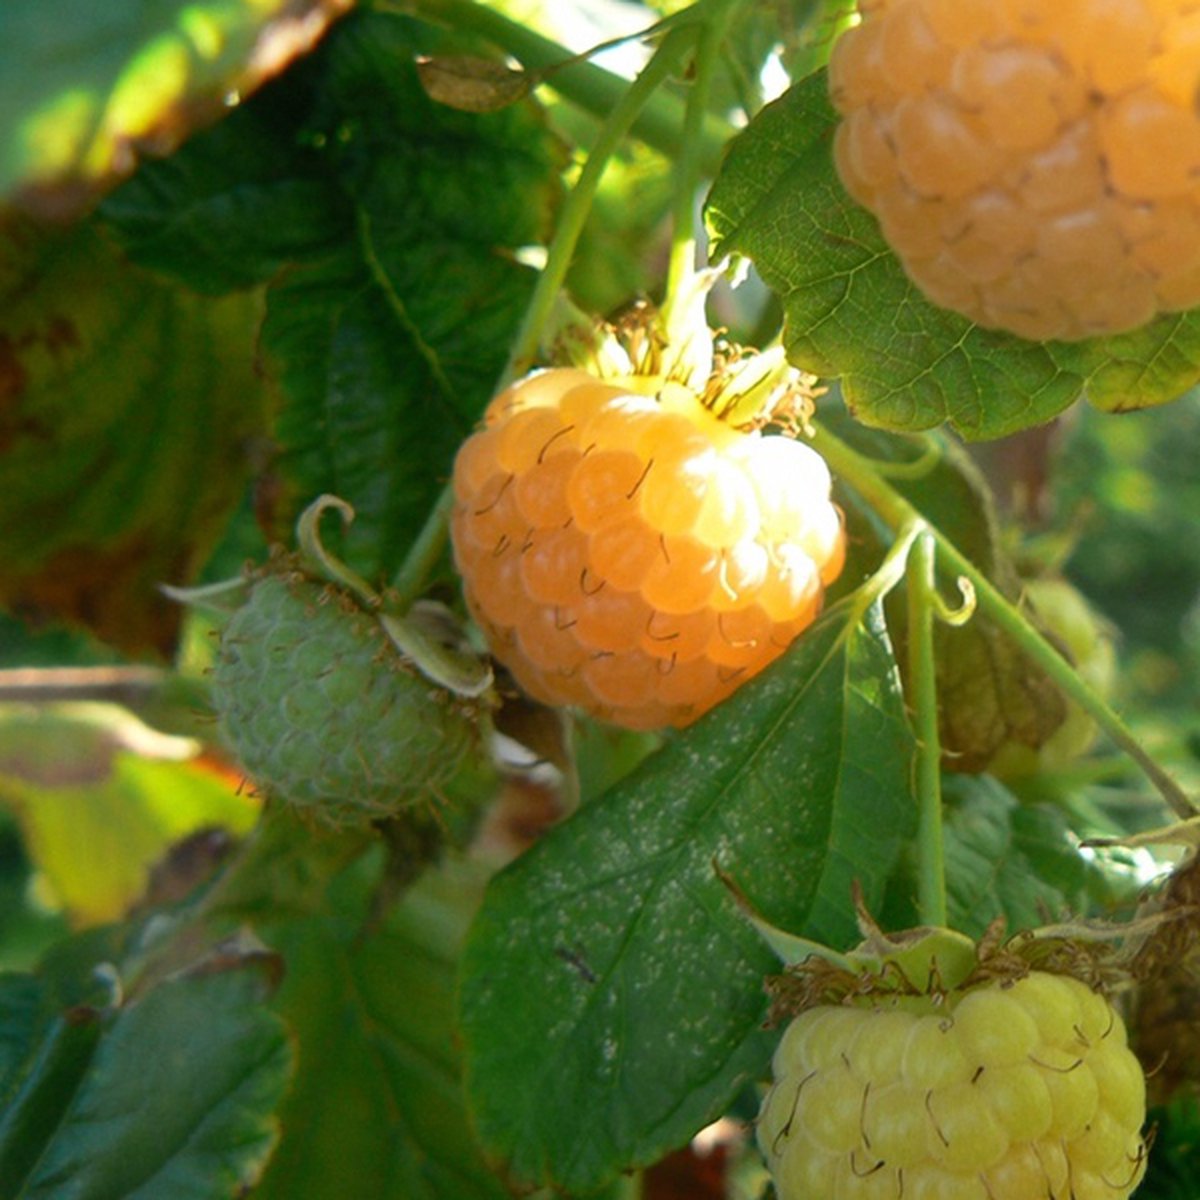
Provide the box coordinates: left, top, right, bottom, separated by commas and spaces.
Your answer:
829, 0, 1200, 340
758, 972, 1148, 1199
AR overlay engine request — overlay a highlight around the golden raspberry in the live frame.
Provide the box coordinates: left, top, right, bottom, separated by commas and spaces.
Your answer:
829, 0, 1200, 340
450, 367, 845, 730
758, 971, 1148, 1199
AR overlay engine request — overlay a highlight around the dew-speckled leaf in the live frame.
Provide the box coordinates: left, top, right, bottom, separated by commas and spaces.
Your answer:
458, 600, 916, 1194
6, 951, 290, 1200
0, 704, 258, 927
704, 72, 1200, 440
251, 851, 511, 1200
0, 0, 349, 217
0, 218, 270, 655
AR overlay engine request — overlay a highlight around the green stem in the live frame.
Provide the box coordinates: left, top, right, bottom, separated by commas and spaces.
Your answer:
907, 529, 947, 928
387, 24, 697, 601
847, 519, 923, 618
661, 0, 740, 317
394, 0, 734, 167
501, 22, 697, 384
389, 483, 454, 609
810, 422, 1197, 821
613, 1171, 644, 1200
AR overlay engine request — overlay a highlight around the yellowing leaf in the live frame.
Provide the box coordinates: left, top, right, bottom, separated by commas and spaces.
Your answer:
0, 218, 270, 654
0, 703, 258, 926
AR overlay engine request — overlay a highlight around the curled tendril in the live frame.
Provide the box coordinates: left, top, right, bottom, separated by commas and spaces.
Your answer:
295, 494, 380, 608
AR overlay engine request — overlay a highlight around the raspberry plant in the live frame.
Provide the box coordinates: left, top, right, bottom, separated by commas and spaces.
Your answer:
1, 2, 1199, 1199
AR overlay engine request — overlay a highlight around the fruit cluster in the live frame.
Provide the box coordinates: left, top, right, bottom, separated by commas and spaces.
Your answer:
450, 367, 845, 729
829, 0, 1200, 340
758, 970, 1147, 1199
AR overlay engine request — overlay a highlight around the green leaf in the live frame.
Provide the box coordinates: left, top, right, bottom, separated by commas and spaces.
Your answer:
1, 949, 290, 1200
261, 242, 521, 579
704, 72, 1200, 440
266, 12, 563, 581
99, 80, 352, 294
1075, 320, 1200, 414
0, 973, 104, 1190
0, 974, 57, 1095
250, 849, 511, 1200
0, 218, 270, 654
458, 599, 916, 1194
1140, 1097, 1200, 1200
0, 0, 345, 215
941, 774, 1099, 938
104, 10, 566, 581
0, 704, 258, 927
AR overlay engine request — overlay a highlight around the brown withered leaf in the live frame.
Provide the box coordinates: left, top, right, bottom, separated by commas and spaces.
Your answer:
415, 55, 532, 114
0, 216, 270, 655
936, 616, 1067, 773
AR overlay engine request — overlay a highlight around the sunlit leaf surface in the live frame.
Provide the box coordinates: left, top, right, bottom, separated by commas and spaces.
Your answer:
459, 600, 916, 1193
0, 703, 257, 926
1, 0, 351, 216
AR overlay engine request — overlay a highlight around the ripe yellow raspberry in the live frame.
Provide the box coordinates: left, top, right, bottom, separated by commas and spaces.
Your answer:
450, 367, 845, 730
828, 0, 1200, 340
758, 972, 1148, 1199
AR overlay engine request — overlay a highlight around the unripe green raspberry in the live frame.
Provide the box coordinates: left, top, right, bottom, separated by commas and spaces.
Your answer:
212, 569, 480, 827
758, 972, 1147, 1199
